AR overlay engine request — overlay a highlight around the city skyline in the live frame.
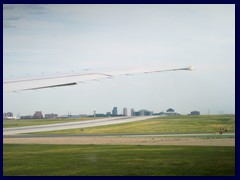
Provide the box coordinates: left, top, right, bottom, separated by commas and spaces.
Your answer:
4, 106, 229, 118
3, 4, 235, 116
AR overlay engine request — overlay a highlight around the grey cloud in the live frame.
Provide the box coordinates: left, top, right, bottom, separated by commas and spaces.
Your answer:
30, 11, 47, 15
4, 17, 21, 21
3, 22, 16, 29
3, 4, 48, 11
4, 4, 49, 15
3, 16, 20, 29
24, 4, 49, 14
3, 4, 19, 10
25, 4, 48, 10
3, 4, 49, 29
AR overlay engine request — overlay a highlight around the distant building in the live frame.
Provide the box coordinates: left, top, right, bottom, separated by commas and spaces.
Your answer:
3, 112, 18, 120
58, 115, 70, 119
134, 111, 140, 116
3, 112, 13, 118
95, 113, 106, 117
165, 108, 180, 116
145, 110, 153, 116
134, 109, 153, 116
131, 108, 135, 116
159, 112, 165, 115
20, 115, 33, 119
139, 109, 145, 116
45, 113, 58, 119
112, 107, 118, 116
33, 111, 43, 119
73, 114, 88, 118
166, 108, 174, 113
190, 111, 200, 115
123, 107, 128, 116
106, 112, 111, 116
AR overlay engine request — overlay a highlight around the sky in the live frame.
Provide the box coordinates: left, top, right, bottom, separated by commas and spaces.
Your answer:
3, 4, 235, 116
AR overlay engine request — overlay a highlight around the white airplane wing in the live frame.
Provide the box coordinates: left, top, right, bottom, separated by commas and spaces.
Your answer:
3, 66, 193, 93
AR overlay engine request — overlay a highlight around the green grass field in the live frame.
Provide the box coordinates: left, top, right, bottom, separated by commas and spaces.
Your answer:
3, 144, 235, 176
3, 117, 97, 128
35, 115, 235, 135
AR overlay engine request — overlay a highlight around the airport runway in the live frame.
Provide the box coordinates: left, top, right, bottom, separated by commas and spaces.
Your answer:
3, 116, 158, 135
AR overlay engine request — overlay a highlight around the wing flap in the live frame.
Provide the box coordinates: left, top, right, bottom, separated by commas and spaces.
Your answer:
25, 82, 77, 90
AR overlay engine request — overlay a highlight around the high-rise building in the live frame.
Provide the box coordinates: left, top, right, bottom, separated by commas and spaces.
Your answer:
112, 107, 118, 116
123, 107, 127, 116
131, 108, 135, 116
139, 109, 145, 116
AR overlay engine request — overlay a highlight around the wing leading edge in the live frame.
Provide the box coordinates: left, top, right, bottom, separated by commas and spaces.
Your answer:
3, 66, 193, 92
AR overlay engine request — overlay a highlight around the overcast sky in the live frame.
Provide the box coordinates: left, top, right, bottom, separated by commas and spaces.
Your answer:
3, 4, 235, 116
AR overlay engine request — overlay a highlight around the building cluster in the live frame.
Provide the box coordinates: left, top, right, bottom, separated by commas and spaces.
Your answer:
102, 107, 174, 117
4, 108, 201, 120
103, 107, 200, 117
109, 107, 153, 117
19, 111, 58, 119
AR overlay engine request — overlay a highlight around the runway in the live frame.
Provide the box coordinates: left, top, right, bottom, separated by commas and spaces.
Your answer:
4, 115, 235, 146
3, 116, 157, 135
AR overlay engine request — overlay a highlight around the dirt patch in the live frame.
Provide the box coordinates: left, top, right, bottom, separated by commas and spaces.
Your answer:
3, 136, 235, 146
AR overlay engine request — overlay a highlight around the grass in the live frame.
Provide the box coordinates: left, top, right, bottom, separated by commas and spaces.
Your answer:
3, 144, 235, 176
3, 117, 98, 128
34, 115, 235, 135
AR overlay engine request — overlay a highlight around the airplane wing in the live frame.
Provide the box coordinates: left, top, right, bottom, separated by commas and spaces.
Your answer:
3, 66, 193, 93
